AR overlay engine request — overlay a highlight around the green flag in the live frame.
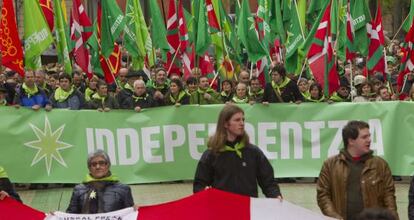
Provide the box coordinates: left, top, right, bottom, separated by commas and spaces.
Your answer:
284, 0, 304, 73
87, 21, 104, 76
237, 0, 268, 63
53, 0, 72, 74
125, 0, 153, 68
101, 0, 126, 58
403, 0, 414, 32
334, 0, 348, 61
24, 0, 54, 70
148, 0, 169, 54
195, 0, 211, 55
269, 0, 285, 44
350, 0, 371, 56
306, 0, 329, 26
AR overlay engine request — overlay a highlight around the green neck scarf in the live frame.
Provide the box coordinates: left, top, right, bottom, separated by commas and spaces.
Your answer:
85, 88, 95, 102
305, 95, 325, 103
170, 91, 186, 104
301, 91, 310, 99
198, 87, 214, 94
271, 77, 290, 90
92, 93, 106, 105
54, 86, 74, 102
0, 100, 7, 106
330, 92, 348, 102
232, 96, 249, 104
132, 93, 149, 102
22, 83, 39, 98
0, 166, 8, 178
249, 89, 264, 97
221, 91, 231, 97
83, 173, 119, 183
124, 83, 134, 92
220, 141, 245, 158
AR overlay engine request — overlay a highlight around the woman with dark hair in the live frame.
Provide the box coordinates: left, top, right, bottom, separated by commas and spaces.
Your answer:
220, 80, 234, 103
304, 83, 325, 103
353, 81, 375, 102
262, 64, 303, 103
193, 104, 282, 198
66, 150, 134, 214
164, 78, 190, 106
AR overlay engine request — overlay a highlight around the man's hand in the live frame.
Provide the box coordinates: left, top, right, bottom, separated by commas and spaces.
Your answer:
134, 106, 141, 112
0, 190, 9, 200
203, 93, 212, 100
45, 104, 52, 112
32, 105, 41, 111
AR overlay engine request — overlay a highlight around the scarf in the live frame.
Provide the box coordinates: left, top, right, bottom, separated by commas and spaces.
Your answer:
232, 96, 249, 104
249, 89, 264, 97
54, 86, 74, 102
132, 93, 149, 102
124, 83, 134, 92
220, 141, 245, 158
22, 83, 39, 98
169, 91, 187, 104
92, 93, 107, 105
83, 173, 119, 183
84, 88, 95, 102
197, 87, 215, 94
305, 95, 325, 103
221, 91, 232, 97
0, 166, 7, 178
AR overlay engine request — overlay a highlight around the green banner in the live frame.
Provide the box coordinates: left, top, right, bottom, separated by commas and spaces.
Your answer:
1, 102, 414, 184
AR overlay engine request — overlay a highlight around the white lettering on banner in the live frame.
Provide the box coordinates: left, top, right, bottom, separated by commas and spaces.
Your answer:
327, 121, 348, 157
85, 119, 384, 165
280, 122, 303, 159
142, 127, 162, 163
257, 123, 278, 159
45, 207, 137, 220
352, 15, 366, 27
164, 125, 185, 162
117, 129, 139, 165
304, 121, 325, 159
25, 28, 50, 51
111, 15, 124, 34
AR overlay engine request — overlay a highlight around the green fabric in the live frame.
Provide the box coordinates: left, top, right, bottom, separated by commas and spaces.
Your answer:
305, 95, 325, 103
301, 91, 310, 99
403, 0, 414, 32
269, 0, 285, 44
329, 92, 348, 102
197, 88, 216, 94
124, 83, 134, 92
92, 93, 107, 105
271, 77, 291, 90
83, 173, 119, 183
84, 88, 95, 102
221, 91, 232, 97
284, 0, 304, 73
132, 93, 149, 102
101, 0, 126, 57
350, 0, 371, 56
54, 86, 74, 102
148, 0, 169, 54
53, 0, 72, 74
236, 0, 268, 63
169, 91, 187, 104
195, 0, 211, 56
220, 141, 245, 158
249, 89, 264, 97
0, 167, 8, 178
232, 96, 249, 104
22, 83, 39, 98
24, 0, 54, 70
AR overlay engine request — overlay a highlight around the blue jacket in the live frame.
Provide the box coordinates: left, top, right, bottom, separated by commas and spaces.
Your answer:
14, 86, 50, 107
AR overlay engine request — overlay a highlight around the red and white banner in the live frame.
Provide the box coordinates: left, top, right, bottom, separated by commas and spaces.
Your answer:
0, 188, 333, 220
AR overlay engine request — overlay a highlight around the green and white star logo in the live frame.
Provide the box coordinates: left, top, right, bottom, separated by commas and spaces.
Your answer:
24, 116, 73, 175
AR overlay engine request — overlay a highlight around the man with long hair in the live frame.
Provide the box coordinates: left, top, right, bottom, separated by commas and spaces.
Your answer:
193, 104, 282, 198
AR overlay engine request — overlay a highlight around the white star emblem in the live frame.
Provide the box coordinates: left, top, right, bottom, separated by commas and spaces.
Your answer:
24, 116, 73, 175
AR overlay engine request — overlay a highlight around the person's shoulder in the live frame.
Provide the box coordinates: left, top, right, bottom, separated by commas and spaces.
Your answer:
72, 183, 88, 192
369, 155, 390, 166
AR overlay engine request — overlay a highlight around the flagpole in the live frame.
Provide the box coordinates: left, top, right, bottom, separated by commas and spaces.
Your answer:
297, 58, 308, 84
209, 64, 224, 87
391, 14, 409, 42
349, 61, 354, 101
167, 42, 182, 74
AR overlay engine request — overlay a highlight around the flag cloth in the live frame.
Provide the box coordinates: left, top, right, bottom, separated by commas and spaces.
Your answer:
256, 0, 271, 85
237, 0, 268, 63
269, 0, 285, 44
334, 0, 348, 61
350, 0, 371, 56
307, 0, 329, 26
148, 0, 169, 55
0, 0, 24, 76
367, 1, 386, 77
178, 0, 193, 78
206, 0, 220, 33
284, 0, 305, 73
166, 0, 181, 75
100, 0, 126, 58
46, 208, 137, 220
307, 3, 340, 96
195, 0, 211, 56
346, 0, 356, 62
39, 0, 54, 31
24, 0, 54, 70
0, 197, 45, 220
53, 0, 72, 74
403, 0, 414, 32
397, 15, 414, 92
70, 0, 93, 78
138, 188, 335, 220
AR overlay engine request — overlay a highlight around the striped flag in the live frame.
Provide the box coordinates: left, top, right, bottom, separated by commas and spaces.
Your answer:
367, 1, 386, 78
178, 0, 193, 79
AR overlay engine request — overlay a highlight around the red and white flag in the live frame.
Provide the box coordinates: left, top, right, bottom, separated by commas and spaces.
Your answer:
70, 0, 93, 78
177, 0, 193, 79
307, 3, 339, 96
367, 1, 386, 77
165, 0, 181, 75
138, 188, 334, 220
346, 0, 356, 63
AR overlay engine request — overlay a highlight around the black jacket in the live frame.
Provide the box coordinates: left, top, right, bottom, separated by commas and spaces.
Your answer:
262, 80, 303, 103
122, 93, 158, 110
193, 143, 281, 198
66, 181, 134, 214
409, 176, 414, 220
0, 177, 21, 202
117, 88, 134, 109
